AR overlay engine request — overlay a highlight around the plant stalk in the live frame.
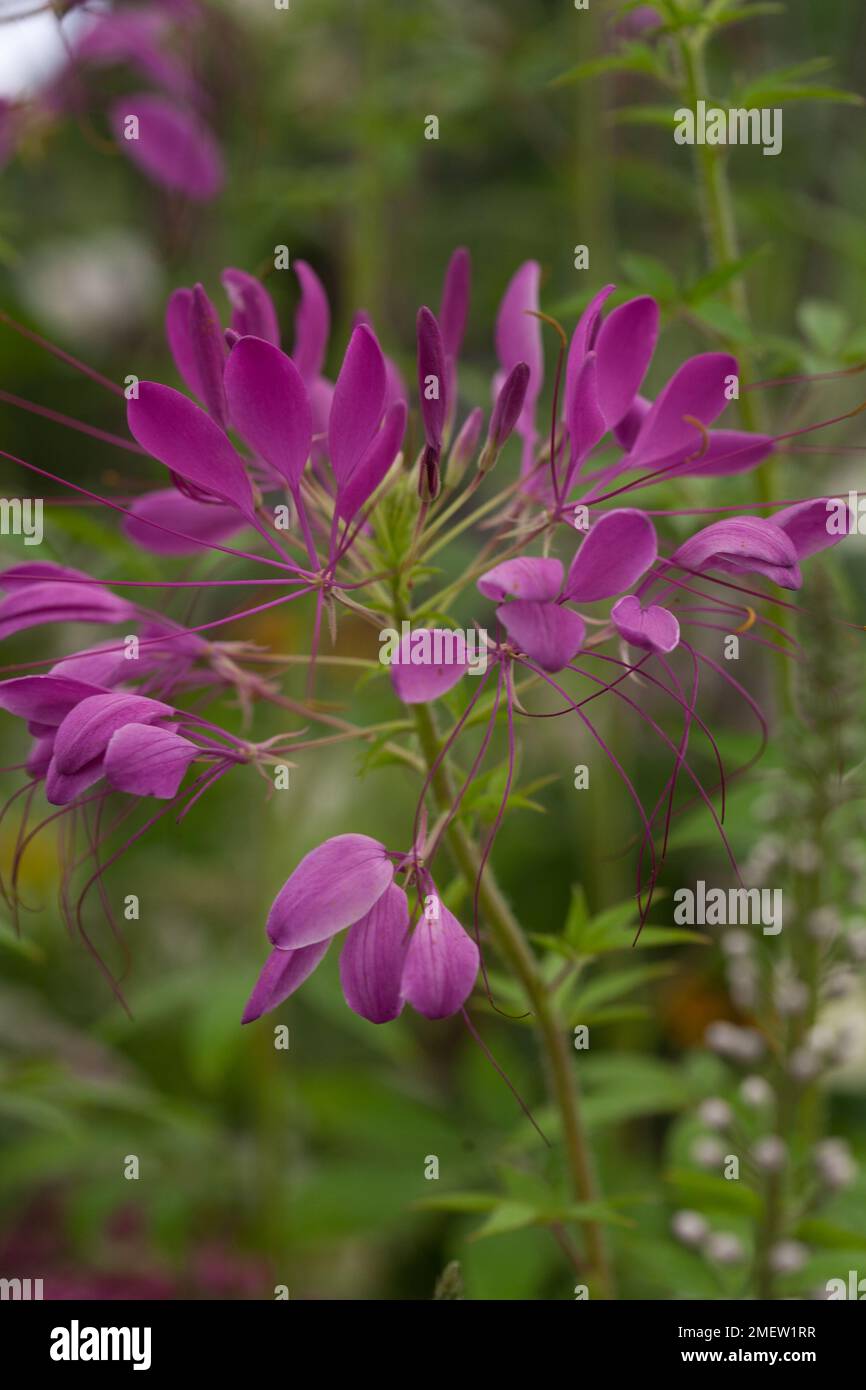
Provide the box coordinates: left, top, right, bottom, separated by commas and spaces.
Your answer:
409, 695, 615, 1298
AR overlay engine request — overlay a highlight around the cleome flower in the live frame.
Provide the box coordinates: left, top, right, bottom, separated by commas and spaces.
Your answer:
243, 834, 479, 1024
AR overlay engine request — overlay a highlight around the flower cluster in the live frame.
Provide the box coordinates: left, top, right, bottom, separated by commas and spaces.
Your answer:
0, 243, 853, 1027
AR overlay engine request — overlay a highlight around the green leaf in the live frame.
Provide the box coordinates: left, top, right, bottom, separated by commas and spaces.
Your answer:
666, 1168, 762, 1217
794, 1218, 866, 1251
564, 884, 591, 948
582, 1056, 693, 1126
620, 252, 680, 301
684, 247, 768, 305
710, 3, 784, 28
551, 43, 665, 90
0, 920, 44, 963
797, 299, 848, 356
414, 1191, 499, 1214
610, 104, 680, 129
471, 1199, 629, 1241
571, 962, 674, 1014
631, 927, 710, 948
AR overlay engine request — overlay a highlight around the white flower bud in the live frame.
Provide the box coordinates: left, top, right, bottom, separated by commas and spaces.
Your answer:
752, 1136, 787, 1173
740, 1075, 772, 1107
705, 1021, 765, 1063
691, 1136, 725, 1169
697, 1098, 733, 1130
814, 1138, 856, 1191
705, 1232, 745, 1265
769, 1240, 808, 1274
671, 1209, 709, 1248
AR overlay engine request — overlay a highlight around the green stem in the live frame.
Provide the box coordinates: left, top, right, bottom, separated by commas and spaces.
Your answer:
409, 696, 615, 1298
678, 30, 792, 713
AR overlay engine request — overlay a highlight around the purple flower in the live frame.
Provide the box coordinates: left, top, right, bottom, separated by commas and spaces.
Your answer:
0, 564, 135, 641
478, 510, 659, 672
244, 835, 479, 1023
45, 691, 177, 805
108, 92, 223, 201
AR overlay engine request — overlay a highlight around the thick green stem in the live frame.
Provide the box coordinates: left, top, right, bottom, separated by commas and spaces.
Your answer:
410, 696, 615, 1298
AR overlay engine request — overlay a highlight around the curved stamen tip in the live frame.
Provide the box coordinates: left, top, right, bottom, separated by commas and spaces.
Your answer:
735, 605, 758, 634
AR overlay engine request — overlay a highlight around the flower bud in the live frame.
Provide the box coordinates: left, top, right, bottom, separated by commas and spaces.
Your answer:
814, 1138, 856, 1191
705, 1232, 745, 1266
769, 1240, 808, 1274
740, 1075, 772, 1107
752, 1135, 787, 1173
479, 362, 529, 473
697, 1098, 733, 1130
445, 407, 484, 487
671, 1210, 708, 1248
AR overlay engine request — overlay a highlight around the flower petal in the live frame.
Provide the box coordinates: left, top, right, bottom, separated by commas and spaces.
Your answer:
439, 247, 471, 360
667, 429, 775, 478
0, 580, 133, 642
266, 833, 394, 950
339, 882, 410, 1023
670, 517, 802, 589
389, 628, 472, 704
292, 260, 330, 383
0, 674, 105, 726
328, 325, 387, 484
187, 283, 228, 426
109, 92, 223, 200
221, 268, 281, 345
45, 757, 106, 806
773, 498, 848, 559
565, 509, 658, 601
401, 901, 479, 1020
53, 693, 174, 776
51, 645, 130, 688
595, 295, 659, 430
241, 940, 331, 1023
495, 261, 542, 404
627, 353, 738, 469
566, 284, 615, 391
477, 556, 563, 602
611, 595, 680, 654
104, 723, 200, 798
223, 336, 312, 490
497, 600, 585, 673
127, 382, 254, 514
565, 350, 605, 478
336, 402, 406, 523
124, 487, 247, 555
